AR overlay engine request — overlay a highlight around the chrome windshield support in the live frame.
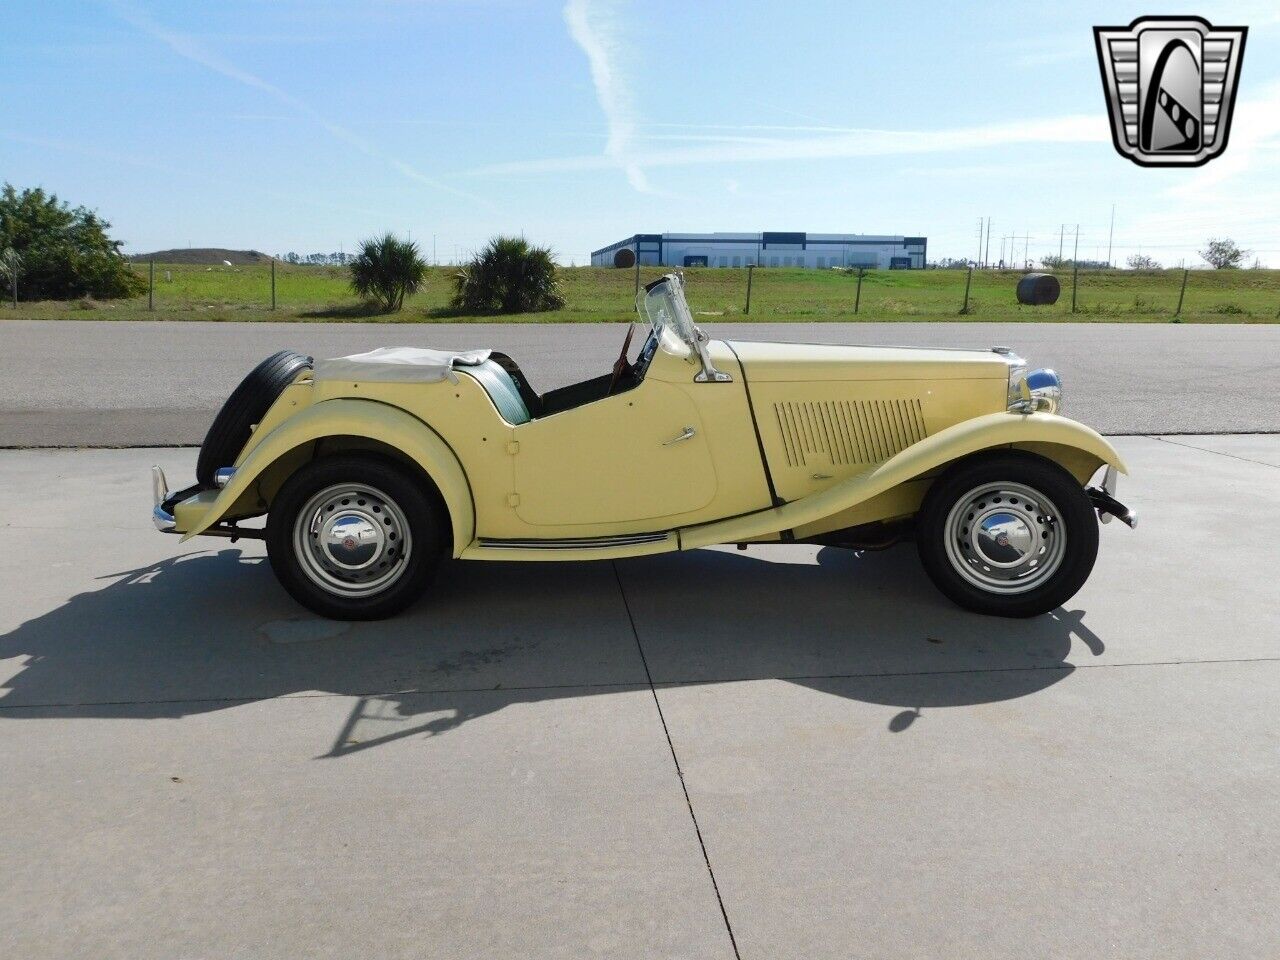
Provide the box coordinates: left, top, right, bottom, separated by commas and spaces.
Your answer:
691, 327, 732, 383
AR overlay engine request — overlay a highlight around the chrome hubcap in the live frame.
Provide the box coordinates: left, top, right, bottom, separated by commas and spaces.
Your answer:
293, 483, 412, 597
943, 481, 1066, 594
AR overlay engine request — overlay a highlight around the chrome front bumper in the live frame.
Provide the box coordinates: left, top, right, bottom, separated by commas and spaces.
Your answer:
1086, 465, 1137, 529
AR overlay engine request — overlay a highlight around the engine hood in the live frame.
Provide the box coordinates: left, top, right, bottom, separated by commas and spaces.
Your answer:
725, 339, 1011, 382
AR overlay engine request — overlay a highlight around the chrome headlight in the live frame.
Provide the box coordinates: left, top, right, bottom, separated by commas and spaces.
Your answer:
1009, 367, 1063, 415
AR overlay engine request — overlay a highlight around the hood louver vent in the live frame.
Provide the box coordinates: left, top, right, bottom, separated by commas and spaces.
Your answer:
774, 398, 926, 467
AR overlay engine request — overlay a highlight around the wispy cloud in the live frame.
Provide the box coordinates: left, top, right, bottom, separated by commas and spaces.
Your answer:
104, 0, 480, 203
562, 0, 658, 194
468, 114, 1108, 178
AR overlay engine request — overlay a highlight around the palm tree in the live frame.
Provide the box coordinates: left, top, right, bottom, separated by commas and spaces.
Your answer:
451, 236, 566, 314
349, 233, 426, 311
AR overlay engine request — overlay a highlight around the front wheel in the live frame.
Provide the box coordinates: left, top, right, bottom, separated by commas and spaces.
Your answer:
266, 456, 447, 620
916, 453, 1098, 618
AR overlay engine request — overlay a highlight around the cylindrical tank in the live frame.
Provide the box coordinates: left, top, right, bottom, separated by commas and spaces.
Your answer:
613, 247, 636, 268
1016, 272, 1061, 306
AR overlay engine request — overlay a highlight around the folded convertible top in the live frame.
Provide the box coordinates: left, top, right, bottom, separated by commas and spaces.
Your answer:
313, 346, 492, 383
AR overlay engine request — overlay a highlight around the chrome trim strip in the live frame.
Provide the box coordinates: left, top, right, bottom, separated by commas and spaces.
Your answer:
477, 532, 670, 550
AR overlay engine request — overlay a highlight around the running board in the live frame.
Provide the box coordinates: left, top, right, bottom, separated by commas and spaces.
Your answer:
461, 531, 677, 561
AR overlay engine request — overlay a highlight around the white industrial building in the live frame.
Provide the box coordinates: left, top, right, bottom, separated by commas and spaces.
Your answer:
591, 232, 927, 270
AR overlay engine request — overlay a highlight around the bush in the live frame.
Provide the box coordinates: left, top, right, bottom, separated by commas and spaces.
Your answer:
349, 233, 426, 311
0, 184, 147, 300
451, 236, 565, 314
1127, 253, 1162, 271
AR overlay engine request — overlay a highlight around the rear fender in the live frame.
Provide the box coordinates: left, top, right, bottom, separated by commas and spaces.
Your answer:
180, 398, 475, 554
681, 412, 1125, 549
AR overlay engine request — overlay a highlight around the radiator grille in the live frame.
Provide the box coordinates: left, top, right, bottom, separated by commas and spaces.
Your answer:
773, 398, 927, 467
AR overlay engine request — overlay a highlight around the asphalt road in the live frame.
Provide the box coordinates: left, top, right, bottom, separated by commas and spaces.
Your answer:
2, 319, 1279, 445
3, 437, 1278, 958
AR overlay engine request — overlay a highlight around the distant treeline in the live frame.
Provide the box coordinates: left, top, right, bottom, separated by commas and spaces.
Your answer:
278, 252, 354, 266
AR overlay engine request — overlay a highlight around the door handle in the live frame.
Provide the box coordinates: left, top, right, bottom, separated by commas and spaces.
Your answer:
662, 426, 696, 446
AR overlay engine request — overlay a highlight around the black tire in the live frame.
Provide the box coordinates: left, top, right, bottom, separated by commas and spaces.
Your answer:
916, 452, 1098, 618
266, 456, 447, 620
197, 350, 312, 486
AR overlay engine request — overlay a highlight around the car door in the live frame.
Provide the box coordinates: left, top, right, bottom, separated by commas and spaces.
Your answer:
511, 378, 717, 528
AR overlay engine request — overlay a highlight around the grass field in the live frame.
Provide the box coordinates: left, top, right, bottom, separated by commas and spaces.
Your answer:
7, 262, 1280, 323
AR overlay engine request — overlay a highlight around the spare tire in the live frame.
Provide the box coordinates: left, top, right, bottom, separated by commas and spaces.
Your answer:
197, 350, 312, 486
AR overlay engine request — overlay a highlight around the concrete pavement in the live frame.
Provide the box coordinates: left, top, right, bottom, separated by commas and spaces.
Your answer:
3, 319, 1280, 445
2, 437, 1278, 958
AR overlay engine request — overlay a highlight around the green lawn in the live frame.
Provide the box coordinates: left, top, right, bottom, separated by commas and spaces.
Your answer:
7, 262, 1280, 323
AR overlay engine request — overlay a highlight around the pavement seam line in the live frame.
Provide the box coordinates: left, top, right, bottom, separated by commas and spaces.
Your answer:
1151, 434, 1280, 469
5, 656, 1280, 712
612, 560, 742, 960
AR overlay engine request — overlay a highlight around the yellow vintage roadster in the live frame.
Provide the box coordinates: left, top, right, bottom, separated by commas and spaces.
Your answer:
152, 274, 1135, 620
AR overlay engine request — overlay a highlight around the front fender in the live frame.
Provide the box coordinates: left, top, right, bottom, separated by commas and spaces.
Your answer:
179, 398, 475, 554
680, 412, 1125, 549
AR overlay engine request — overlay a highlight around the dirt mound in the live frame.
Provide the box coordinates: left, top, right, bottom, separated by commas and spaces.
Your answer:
128, 248, 272, 265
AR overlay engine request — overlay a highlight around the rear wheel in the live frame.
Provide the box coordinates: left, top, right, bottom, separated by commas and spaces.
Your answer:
916, 453, 1098, 618
266, 456, 446, 620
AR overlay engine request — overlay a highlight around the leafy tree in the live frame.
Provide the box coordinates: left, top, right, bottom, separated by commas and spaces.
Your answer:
349, 233, 426, 311
0, 184, 146, 300
1200, 237, 1249, 269
451, 236, 565, 314
1126, 253, 1162, 270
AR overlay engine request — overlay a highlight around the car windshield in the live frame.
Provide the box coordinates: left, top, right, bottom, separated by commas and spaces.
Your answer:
637, 274, 696, 355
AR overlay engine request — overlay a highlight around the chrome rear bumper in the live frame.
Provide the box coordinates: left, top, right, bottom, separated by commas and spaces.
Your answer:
152, 465, 177, 532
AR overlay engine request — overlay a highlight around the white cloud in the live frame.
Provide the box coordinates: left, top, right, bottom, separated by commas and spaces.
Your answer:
106, 0, 479, 203
468, 114, 1108, 178
562, 0, 656, 194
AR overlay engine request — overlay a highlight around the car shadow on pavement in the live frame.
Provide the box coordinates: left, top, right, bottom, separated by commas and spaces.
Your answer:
0, 545, 1105, 755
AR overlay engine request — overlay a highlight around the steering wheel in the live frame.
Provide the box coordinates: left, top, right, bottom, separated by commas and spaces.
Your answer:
606, 322, 637, 396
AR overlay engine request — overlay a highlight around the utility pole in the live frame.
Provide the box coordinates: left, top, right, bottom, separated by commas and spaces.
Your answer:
975, 218, 984, 267
1058, 224, 1065, 263
999, 236, 1006, 268
855, 267, 864, 313
983, 218, 992, 270
744, 263, 754, 314
1106, 204, 1116, 268
1071, 225, 1080, 312
432, 234, 437, 266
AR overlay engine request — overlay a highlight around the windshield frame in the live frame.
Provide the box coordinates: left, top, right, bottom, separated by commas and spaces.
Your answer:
636, 274, 696, 357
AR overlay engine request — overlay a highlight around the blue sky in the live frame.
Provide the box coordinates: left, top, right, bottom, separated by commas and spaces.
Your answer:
4, 1, 1279, 266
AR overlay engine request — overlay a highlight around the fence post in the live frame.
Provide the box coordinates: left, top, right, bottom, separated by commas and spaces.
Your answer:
744, 263, 754, 315
148, 260, 154, 311
633, 257, 640, 297
271, 258, 277, 311
961, 266, 973, 314
1175, 268, 1189, 316
1071, 261, 1079, 313
855, 267, 864, 314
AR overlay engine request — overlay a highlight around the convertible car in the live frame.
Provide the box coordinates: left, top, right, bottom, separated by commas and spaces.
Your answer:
152, 273, 1135, 620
